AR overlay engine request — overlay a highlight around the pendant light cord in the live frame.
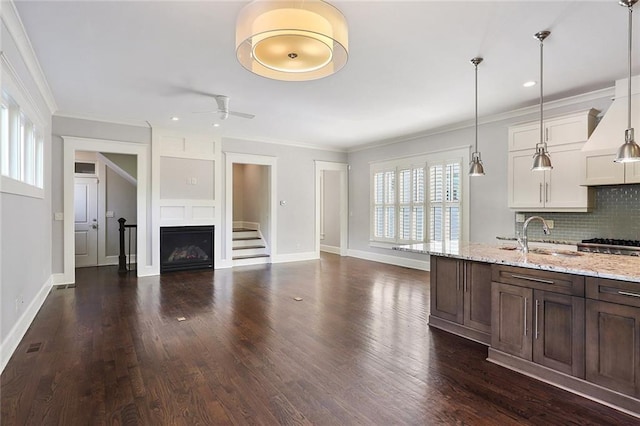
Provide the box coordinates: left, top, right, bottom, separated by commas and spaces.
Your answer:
475, 62, 479, 154
539, 37, 544, 147
628, 4, 633, 130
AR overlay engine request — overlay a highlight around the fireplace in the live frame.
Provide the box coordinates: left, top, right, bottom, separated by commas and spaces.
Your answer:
160, 226, 214, 273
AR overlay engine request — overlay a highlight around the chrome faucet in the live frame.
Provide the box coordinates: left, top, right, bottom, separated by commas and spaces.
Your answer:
518, 216, 551, 254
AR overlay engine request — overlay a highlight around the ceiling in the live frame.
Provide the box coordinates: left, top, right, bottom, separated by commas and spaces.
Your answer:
12, 1, 640, 151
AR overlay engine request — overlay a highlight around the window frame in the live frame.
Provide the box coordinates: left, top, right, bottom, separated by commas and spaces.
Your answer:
370, 147, 469, 248
1, 62, 46, 199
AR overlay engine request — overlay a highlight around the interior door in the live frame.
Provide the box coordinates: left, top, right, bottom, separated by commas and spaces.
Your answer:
75, 177, 98, 267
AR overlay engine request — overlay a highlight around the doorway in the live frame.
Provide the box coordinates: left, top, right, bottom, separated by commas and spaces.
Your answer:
315, 161, 348, 257
74, 176, 98, 267
225, 153, 278, 266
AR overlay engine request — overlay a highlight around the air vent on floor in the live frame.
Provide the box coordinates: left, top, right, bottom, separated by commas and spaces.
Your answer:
26, 342, 42, 353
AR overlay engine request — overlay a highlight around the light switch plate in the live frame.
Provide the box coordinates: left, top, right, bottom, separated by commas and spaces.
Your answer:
546, 219, 554, 229
515, 213, 525, 223
54, 212, 64, 221
106, 211, 115, 218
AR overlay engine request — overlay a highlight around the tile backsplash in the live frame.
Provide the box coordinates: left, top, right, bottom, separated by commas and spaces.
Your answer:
514, 184, 640, 242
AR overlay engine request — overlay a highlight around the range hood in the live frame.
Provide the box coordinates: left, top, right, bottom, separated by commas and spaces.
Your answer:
582, 75, 640, 152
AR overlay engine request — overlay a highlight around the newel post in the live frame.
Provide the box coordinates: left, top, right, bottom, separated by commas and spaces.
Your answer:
118, 218, 127, 273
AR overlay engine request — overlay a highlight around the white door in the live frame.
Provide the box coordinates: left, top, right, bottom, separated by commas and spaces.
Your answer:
75, 177, 98, 267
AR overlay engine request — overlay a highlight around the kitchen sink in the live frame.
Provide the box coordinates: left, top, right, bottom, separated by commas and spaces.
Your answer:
499, 246, 582, 258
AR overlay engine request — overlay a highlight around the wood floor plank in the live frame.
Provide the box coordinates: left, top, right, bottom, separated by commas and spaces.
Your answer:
2, 254, 638, 425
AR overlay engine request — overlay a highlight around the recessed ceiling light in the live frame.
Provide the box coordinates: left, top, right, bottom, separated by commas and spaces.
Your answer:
523, 81, 537, 88
213, 123, 220, 127
170, 116, 180, 121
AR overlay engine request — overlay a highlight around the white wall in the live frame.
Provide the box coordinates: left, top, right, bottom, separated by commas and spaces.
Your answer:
105, 166, 136, 257
1, 9, 54, 371
222, 138, 347, 256
322, 170, 341, 248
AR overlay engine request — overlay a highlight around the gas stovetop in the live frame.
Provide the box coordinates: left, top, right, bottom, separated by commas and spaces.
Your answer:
577, 238, 640, 256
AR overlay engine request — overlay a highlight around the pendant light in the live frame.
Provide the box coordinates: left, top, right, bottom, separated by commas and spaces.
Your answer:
615, 0, 640, 163
469, 57, 485, 176
532, 30, 553, 171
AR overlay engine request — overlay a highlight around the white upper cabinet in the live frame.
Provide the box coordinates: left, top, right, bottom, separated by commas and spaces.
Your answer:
508, 110, 598, 151
582, 150, 640, 186
507, 109, 598, 212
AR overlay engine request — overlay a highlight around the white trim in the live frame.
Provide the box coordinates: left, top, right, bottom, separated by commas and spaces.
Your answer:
0, 275, 52, 373
54, 111, 148, 129
314, 161, 349, 257
1, 53, 47, 128
0, 2, 57, 114
63, 136, 151, 283
348, 86, 615, 153
320, 244, 341, 255
103, 254, 136, 266
52, 273, 66, 285
347, 249, 430, 271
272, 251, 317, 264
233, 221, 260, 231
97, 153, 137, 186
224, 136, 346, 154
225, 152, 278, 266
0, 175, 44, 198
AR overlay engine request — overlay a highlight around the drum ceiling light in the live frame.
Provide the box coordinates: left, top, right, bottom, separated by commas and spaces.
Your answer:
236, 0, 349, 81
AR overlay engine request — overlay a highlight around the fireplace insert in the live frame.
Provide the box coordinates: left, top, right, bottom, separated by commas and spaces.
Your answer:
160, 226, 214, 272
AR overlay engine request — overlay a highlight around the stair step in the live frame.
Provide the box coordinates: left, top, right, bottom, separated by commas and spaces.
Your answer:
233, 228, 255, 232
233, 254, 271, 260
233, 230, 260, 239
233, 237, 262, 241
233, 245, 266, 250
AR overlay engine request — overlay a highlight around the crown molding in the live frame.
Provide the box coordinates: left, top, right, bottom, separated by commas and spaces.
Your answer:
54, 111, 151, 129
1, 0, 57, 114
222, 135, 348, 153
347, 86, 615, 153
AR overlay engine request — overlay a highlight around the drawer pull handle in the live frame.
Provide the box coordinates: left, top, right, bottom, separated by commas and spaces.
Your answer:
618, 291, 640, 298
511, 274, 555, 285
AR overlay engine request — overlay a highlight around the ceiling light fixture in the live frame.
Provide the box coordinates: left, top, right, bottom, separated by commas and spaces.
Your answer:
532, 30, 553, 171
213, 123, 221, 127
523, 81, 537, 88
235, 0, 348, 81
615, 0, 640, 163
171, 116, 180, 121
469, 57, 485, 177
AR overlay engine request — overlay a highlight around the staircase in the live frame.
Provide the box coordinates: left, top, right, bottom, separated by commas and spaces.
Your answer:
232, 228, 270, 266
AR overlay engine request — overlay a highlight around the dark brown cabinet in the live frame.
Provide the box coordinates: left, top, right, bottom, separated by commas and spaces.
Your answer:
586, 277, 640, 398
429, 256, 491, 344
491, 266, 585, 378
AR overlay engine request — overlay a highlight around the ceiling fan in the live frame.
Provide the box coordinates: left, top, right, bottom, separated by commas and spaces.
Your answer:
194, 95, 255, 120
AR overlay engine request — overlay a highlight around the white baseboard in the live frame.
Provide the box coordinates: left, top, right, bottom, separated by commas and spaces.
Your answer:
1, 275, 53, 373
347, 249, 430, 271
52, 273, 67, 285
102, 254, 136, 266
320, 244, 341, 255
216, 259, 233, 269
272, 251, 318, 264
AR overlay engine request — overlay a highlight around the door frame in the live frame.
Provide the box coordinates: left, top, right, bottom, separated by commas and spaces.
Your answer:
315, 161, 348, 257
224, 152, 277, 266
62, 136, 150, 284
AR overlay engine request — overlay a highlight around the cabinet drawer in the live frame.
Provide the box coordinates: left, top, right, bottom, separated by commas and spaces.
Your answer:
492, 265, 584, 296
586, 277, 640, 308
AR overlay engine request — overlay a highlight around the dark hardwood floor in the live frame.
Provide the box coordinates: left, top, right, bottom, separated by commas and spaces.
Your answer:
1, 254, 637, 425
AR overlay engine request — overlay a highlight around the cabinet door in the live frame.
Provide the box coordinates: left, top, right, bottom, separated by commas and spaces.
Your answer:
586, 299, 640, 397
533, 290, 585, 378
581, 149, 625, 186
430, 256, 463, 324
463, 261, 492, 334
626, 161, 640, 184
491, 282, 533, 360
546, 144, 592, 210
545, 113, 592, 146
508, 150, 544, 209
508, 122, 540, 151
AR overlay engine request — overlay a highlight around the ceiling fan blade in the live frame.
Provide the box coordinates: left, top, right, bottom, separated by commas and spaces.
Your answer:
228, 110, 255, 119
192, 110, 220, 114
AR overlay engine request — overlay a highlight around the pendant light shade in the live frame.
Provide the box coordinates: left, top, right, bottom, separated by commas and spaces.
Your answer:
469, 57, 485, 177
532, 30, 552, 171
615, 0, 640, 163
236, 0, 349, 81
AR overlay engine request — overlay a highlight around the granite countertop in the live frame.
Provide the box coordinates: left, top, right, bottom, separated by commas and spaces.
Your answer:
495, 236, 580, 246
394, 242, 640, 283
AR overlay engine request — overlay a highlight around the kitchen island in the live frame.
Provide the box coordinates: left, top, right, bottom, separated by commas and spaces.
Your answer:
395, 242, 640, 417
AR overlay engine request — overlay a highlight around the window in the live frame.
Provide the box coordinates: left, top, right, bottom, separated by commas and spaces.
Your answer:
1, 90, 45, 197
371, 149, 467, 246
